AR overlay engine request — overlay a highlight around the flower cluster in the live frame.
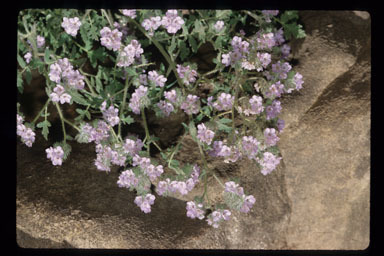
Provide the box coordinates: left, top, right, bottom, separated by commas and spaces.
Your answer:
117, 39, 143, 67
213, 20, 225, 32
121, 9, 137, 19
224, 181, 256, 213
221, 36, 250, 67
61, 17, 81, 36
50, 85, 71, 104
117, 169, 139, 189
132, 155, 164, 182
186, 201, 205, 219
129, 85, 148, 114
157, 165, 200, 196
24, 52, 32, 64
49, 58, 85, 90
142, 16, 162, 36
100, 101, 120, 127
95, 143, 126, 172
176, 64, 197, 86
261, 10, 279, 23
206, 209, 231, 228
257, 152, 282, 175
264, 128, 279, 147
148, 70, 167, 87
123, 138, 144, 157
180, 94, 200, 115
197, 123, 215, 145
156, 100, 174, 117
134, 194, 156, 213
45, 146, 64, 166
164, 89, 178, 104
36, 35, 45, 48
17, 114, 35, 147
100, 27, 122, 51
241, 136, 259, 160
265, 100, 282, 120
161, 10, 184, 34
212, 92, 234, 111
238, 94, 264, 116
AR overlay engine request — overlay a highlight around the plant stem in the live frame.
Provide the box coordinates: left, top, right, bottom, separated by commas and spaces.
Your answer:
213, 173, 225, 188
197, 141, 210, 204
55, 102, 67, 143
32, 98, 51, 124
63, 118, 80, 132
101, 9, 114, 27
118, 76, 131, 138
141, 108, 151, 154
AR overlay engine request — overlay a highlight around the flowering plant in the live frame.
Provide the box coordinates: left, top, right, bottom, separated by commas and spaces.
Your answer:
17, 9, 305, 228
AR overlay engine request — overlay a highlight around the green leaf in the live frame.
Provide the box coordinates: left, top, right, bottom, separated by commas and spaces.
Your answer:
216, 120, 232, 133
25, 67, 32, 85
44, 48, 51, 63
218, 118, 232, 124
188, 121, 197, 140
37, 120, 51, 140
179, 40, 190, 61
188, 35, 198, 53
280, 10, 299, 24
17, 72, 23, 93
121, 115, 134, 125
68, 90, 89, 106
168, 35, 177, 55
95, 76, 103, 93
17, 55, 26, 68
88, 47, 106, 68
215, 10, 232, 19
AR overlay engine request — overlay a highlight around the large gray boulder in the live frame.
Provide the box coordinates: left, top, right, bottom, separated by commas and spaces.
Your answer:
17, 10, 370, 249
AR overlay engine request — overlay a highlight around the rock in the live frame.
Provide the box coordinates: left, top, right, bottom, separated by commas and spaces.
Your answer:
17, 11, 370, 249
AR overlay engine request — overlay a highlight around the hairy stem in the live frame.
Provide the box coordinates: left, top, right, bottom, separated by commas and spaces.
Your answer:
32, 98, 51, 124
118, 75, 131, 138
55, 102, 67, 143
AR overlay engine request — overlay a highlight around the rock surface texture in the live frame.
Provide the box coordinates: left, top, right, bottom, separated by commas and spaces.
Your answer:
17, 11, 370, 249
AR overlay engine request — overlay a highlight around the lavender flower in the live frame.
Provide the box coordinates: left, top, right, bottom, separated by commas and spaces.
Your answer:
117, 169, 139, 188
265, 81, 285, 99
257, 32, 275, 50
164, 89, 178, 104
123, 138, 144, 156
100, 101, 120, 127
89, 120, 110, 144
214, 20, 224, 32
142, 16, 162, 35
277, 119, 285, 133
197, 123, 215, 145
213, 93, 234, 111
266, 100, 282, 120
257, 52, 272, 69
261, 10, 279, 23
186, 201, 205, 220
129, 85, 148, 114
264, 128, 279, 147
17, 123, 35, 147
134, 194, 155, 213
281, 44, 291, 59
206, 209, 232, 228
61, 17, 81, 36
176, 64, 197, 86
240, 195, 256, 213
50, 85, 71, 104
161, 9, 184, 34
24, 52, 32, 64
148, 70, 167, 87
271, 61, 292, 80
274, 28, 285, 45
241, 136, 259, 160
121, 9, 137, 19
258, 152, 282, 175
157, 100, 174, 116
100, 27, 122, 51
293, 72, 304, 90
46, 146, 64, 166
180, 94, 200, 115
36, 35, 45, 48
